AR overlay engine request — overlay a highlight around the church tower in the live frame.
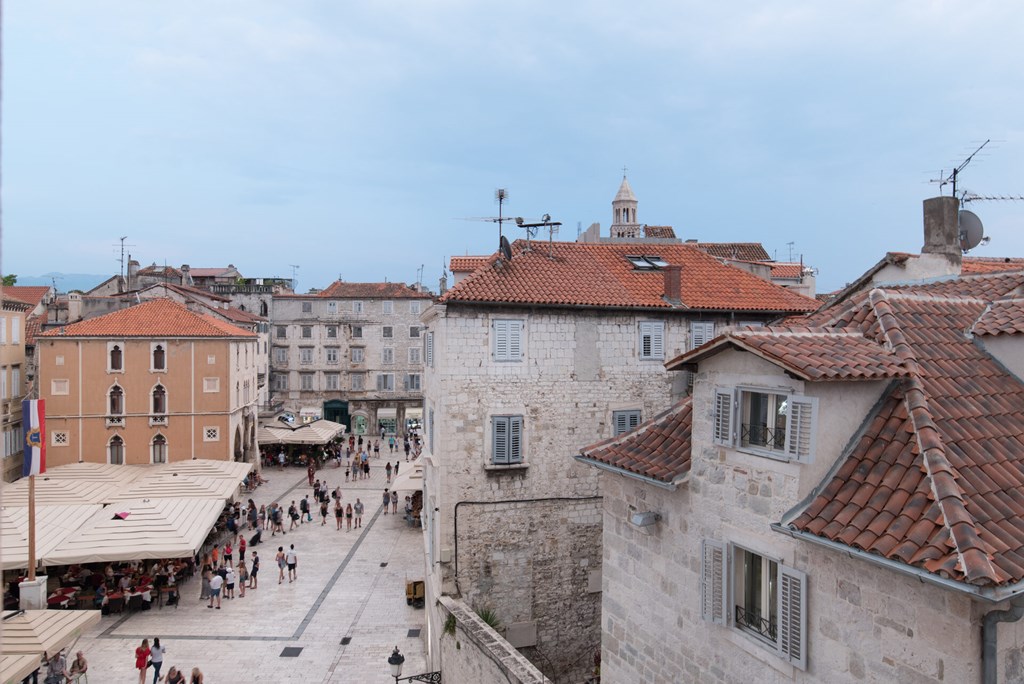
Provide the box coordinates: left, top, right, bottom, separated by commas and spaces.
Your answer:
610, 174, 640, 238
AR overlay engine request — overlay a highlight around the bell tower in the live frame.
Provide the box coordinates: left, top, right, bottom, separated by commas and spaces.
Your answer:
610, 172, 640, 238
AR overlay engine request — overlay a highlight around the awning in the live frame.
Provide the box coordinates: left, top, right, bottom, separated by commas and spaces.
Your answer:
405, 408, 423, 420
389, 461, 425, 492
1, 504, 103, 571
0, 609, 101, 654
43, 498, 224, 566
258, 419, 345, 445
118, 473, 241, 500
0, 478, 124, 507
1, 653, 44, 684
377, 408, 397, 419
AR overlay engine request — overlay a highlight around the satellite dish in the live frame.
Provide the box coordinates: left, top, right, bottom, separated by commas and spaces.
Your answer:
499, 235, 513, 261
959, 210, 984, 251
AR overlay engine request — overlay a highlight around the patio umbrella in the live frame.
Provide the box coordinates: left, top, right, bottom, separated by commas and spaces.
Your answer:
0, 609, 101, 654
0, 653, 44, 684
0, 504, 102, 571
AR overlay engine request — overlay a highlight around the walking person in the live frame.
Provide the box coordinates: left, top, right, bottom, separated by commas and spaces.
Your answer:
286, 544, 298, 582
394, 460, 400, 476
211, 544, 219, 570
225, 564, 236, 599
382, 489, 390, 515
299, 496, 309, 524
320, 497, 329, 526
354, 498, 364, 528
374, 439, 380, 459
239, 534, 247, 562
404, 437, 411, 460
389, 435, 395, 453
391, 489, 399, 514
134, 639, 151, 684
199, 568, 211, 601
345, 502, 353, 531
289, 501, 300, 530
149, 638, 165, 684
363, 459, 370, 480
249, 552, 259, 589
223, 540, 233, 568
334, 496, 344, 530
385, 461, 392, 484
276, 546, 287, 584
207, 571, 223, 609
237, 559, 248, 598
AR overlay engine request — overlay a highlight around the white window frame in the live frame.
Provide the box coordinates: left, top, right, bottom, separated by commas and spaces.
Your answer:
272, 373, 288, 391
382, 300, 394, 314
382, 347, 394, 364
352, 301, 364, 314
51, 379, 69, 396
638, 321, 664, 360
410, 301, 422, 315
150, 342, 167, 372
327, 301, 338, 315
690, 321, 715, 350
0, 370, 7, 400
713, 387, 816, 463
612, 409, 641, 436
300, 373, 315, 391
492, 319, 524, 362
491, 415, 524, 465
351, 373, 365, 391
151, 434, 168, 464
12, 317, 20, 344
326, 325, 338, 339
301, 326, 313, 339
352, 325, 363, 339
325, 373, 341, 391
376, 373, 394, 391
273, 346, 288, 364
326, 347, 340, 364
701, 540, 807, 671
299, 347, 314, 365
351, 347, 365, 363
207, 355, 216, 365
107, 341, 125, 372
10, 366, 19, 399
409, 326, 421, 338
404, 373, 421, 391
203, 377, 221, 393
55, 355, 65, 366
0, 317, 5, 344
108, 435, 125, 464
409, 347, 421, 364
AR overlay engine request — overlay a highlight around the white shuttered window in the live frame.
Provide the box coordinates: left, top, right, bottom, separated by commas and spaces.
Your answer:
491, 415, 523, 465
639, 321, 664, 359
492, 320, 524, 362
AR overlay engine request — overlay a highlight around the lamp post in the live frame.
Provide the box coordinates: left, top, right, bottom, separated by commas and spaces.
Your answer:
387, 646, 442, 683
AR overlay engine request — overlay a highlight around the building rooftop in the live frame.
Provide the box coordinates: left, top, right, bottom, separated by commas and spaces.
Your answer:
39, 298, 256, 338
2, 286, 52, 310
312, 282, 433, 299
690, 242, 771, 262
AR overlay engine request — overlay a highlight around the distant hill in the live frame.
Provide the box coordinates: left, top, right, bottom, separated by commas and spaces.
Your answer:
15, 272, 109, 293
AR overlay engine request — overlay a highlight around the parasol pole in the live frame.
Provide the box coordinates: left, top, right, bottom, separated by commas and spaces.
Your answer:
27, 474, 36, 581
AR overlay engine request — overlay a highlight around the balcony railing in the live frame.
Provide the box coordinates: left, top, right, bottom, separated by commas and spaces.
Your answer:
735, 605, 776, 642
106, 415, 125, 427
740, 423, 786, 451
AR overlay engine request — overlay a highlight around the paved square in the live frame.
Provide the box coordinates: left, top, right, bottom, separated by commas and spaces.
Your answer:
69, 462, 428, 683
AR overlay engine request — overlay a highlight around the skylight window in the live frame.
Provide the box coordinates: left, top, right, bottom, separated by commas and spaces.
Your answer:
626, 255, 668, 270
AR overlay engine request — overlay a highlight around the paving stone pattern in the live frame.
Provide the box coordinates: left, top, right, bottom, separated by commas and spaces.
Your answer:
72, 461, 427, 683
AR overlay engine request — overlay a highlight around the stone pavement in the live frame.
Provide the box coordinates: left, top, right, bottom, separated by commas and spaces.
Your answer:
71, 458, 428, 683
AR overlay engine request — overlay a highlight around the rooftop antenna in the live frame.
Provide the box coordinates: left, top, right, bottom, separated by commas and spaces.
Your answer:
114, 236, 135, 282
786, 242, 795, 262
289, 264, 300, 292
416, 264, 424, 291
455, 188, 516, 247
930, 139, 990, 197
515, 215, 562, 258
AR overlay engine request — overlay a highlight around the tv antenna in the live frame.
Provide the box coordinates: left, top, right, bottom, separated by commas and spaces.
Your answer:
456, 188, 519, 242
289, 264, 300, 292
786, 241, 795, 262
114, 236, 135, 282
930, 139, 991, 197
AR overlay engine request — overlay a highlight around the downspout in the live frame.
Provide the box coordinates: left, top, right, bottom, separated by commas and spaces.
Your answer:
982, 596, 1024, 684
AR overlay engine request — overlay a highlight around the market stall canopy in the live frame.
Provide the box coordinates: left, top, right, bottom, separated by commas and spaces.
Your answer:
0, 609, 101, 654
389, 461, 425, 492
43, 498, 224, 566
258, 419, 345, 445
0, 504, 102, 571
1, 652, 44, 684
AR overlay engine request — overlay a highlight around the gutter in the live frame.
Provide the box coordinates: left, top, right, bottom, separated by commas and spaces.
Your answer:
771, 524, 1024, 604
572, 455, 683, 491
983, 597, 1024, 684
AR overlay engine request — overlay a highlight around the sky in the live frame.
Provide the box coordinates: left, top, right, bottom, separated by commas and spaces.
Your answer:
3, 1, 1024, 294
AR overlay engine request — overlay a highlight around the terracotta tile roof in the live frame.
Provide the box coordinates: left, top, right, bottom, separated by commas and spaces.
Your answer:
787, 284, 1024, 587
317, 281, 433, 299
439, 241, 818, 313
667, 328, 910, 381
971, 298, 1024, 337
691, 242, 771, 262
450, 256, 490, 273
161, 283, 231, 303
137, 264, 183, 278
25, 314, 43, 345
188, 267, 235, 278
2, 286, 51, 310
2, 294, 33, 310
770, 263, 804, 279
39, 298, 255, 338
577, 399, 692, 485
643, 225, 676, 239
962, 257, 1024, 274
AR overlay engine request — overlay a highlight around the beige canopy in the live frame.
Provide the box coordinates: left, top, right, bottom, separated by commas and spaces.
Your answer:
1, 504, 103, 571
389, 461, 425, 492
43, 498, 224, 566
258, 419, 345, 445
0, 477, 125, 507
0, 608, 101, 654
1, 652, 44, 684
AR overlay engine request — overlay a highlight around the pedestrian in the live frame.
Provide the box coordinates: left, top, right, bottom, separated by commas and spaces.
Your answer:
249, 552, 259, 589
223, 540, 233, 567
305, 495, 313, 522
380, 426, 386, 440
345, 462, 350, 482
363, 460, 370, 480
313, 479, 321, 500
307, 461, 315, 486
286, 544, 298, 582
276, 546, 287, 584
404, 438, 411, 460
389, 435, 395, 453
225, 564, 236, 599
334, 497, 344, 530
385, 461, 393, 483
357, 434, 363, 449
237, 559, 248, 598
199, 568, 211, 600
277, 449, 286, 470
394, 460, 400, 475
208, 571, 223, 609
382, 489, 390, 515
239, 534, 247, 561
163, 666, 186, 684
320, 497, 329, 525
210, 544, 219, 569
299, 496, 309, 524
190, 667, 205, 684
258, 504, 267, 530
289, 501, 300, 530
391, 490, 399, 514
346, 502, 353, 530
149, 638, 165, 684
134, 639, 150, 684
374, 439, 380, 458
353, 498, 363, 528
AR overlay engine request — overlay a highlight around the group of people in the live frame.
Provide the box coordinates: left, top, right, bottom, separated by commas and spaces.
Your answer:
32, 649, 87, 684
133, 638, 200, 684
199, 541, 259, 605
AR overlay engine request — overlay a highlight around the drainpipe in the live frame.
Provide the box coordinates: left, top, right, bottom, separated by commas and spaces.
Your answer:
982, 596, 1024, 684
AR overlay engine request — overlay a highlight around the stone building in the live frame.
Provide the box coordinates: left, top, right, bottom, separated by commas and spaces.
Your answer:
38, 298, 260, 466
579, 197, 1024, 683
0, 293, 31, 481
420, 227, 817, 680
270, 282, 432, 434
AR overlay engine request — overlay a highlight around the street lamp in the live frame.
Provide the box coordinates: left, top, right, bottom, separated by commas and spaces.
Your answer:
387, 646, 442, 683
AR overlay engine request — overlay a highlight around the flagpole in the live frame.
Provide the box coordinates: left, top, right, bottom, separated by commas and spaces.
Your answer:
27, 474, 36, 581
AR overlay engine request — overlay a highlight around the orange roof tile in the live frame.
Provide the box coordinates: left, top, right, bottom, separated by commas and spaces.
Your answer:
577, 400, 692, 485
439, 241, 818, 313
770, 263, 804, 279
316, 282, 432, 299
450, 256, 490, 273
2, 286, 51, 309
25, 314, 43, 345
691, 242, 771, 261
39, 298, 255, 338
971, 298, 1024, 337
643, 225, 676, 239
963, 256, 1024, 274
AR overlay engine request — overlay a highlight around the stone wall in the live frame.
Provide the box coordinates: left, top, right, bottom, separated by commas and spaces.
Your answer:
438, 596, 552, 684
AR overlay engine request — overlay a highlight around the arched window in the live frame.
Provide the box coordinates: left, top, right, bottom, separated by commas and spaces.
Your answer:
153, 344, 166, 371
109, 385, 124, 415
152, 384, 167, 414
152, 434, 167, 464
110, 344, 123, 371
260, 301, 268, 317
109, 435, 125, 465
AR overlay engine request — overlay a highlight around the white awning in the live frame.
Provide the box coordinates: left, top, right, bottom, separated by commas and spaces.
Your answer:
0, 609, 101, 655
389, 461, 425, 492
1, 504, 103, 570
405, 408, 423, 420
377, 408, 397, 419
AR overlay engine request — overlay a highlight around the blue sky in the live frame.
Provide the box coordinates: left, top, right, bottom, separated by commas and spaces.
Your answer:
4, 1, 1023, 294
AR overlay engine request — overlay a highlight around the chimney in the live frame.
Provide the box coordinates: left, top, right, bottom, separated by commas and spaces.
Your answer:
127, 259, 140, 291
922, 196, 962, 267
663, 265, 682, 304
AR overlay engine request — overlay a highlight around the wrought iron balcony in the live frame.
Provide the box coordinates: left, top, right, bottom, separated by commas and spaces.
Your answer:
735, 605, 776, 641
741, 423, 786, 451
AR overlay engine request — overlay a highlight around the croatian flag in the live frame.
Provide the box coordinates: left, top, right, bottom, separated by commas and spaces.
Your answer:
23, 399, 45, 476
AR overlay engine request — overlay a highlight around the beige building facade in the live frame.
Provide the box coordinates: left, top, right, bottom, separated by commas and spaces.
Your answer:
1, 295, 30, 481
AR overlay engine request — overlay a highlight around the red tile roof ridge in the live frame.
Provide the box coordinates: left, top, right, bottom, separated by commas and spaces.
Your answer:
39, 298, 256, 338
867, 289, 1001, 585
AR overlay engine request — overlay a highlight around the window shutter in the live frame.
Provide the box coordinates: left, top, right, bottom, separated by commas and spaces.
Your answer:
425, 332, 434, 367
509, 416, 523, 463
651, 323, 664, 358
690, 321, 714, 350
493, 321, 509, 360
778, 565, 808, 670
701, 539, 727, 625
615, 412, 628, 435
492, 417, 509, 464
509, 321, 523, 359
785, 396, 817, 462
713, 389, 734, 445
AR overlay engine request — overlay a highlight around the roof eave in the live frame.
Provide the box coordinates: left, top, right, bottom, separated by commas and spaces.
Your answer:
573, 454, 685, 491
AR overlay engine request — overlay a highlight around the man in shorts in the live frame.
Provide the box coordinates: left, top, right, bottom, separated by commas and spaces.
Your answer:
354, 498, 364, 528
249, 552, 260, 589
208, 571, 223, 609
286, 544, 298, 583
382, 489, 390, 515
